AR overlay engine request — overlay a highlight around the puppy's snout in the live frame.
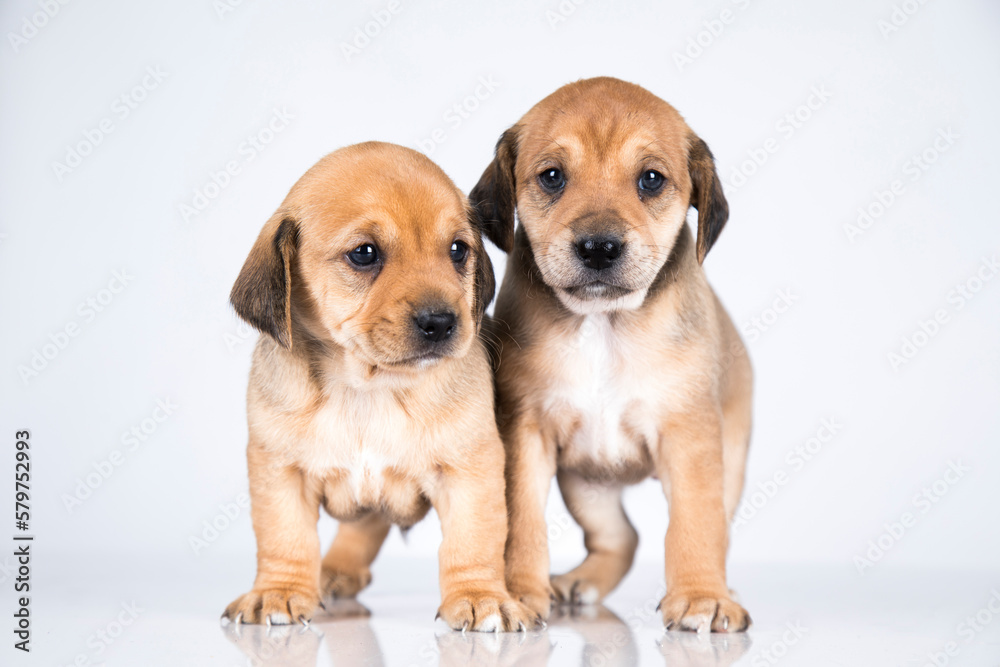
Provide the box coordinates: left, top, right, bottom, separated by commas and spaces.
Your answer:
575, 235, 623, 271
414, 309, 457, 343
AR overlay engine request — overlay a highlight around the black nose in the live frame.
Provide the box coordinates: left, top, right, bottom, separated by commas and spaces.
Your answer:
414, 310, 457, 343
575, 236, 622, 271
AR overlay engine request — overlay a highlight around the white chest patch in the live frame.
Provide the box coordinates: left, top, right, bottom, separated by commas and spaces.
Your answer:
549, 315, 645, 462
290, 390, 413, 496
346, 449, 388, 505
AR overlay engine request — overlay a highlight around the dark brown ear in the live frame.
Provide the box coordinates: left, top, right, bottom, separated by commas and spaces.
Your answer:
687, 135, 729, 264
230, 214, 299, 348
469, 126, 519, 253
471, 235, 496, 327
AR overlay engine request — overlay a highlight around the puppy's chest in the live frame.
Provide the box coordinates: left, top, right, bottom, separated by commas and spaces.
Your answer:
292, 392, 431, 516
543, 317, 659, 469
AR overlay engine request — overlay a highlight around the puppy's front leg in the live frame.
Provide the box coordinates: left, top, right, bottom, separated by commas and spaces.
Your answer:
502, 418, 558, 619
431, 440, 538, 632
224, 441, 322, 625
657, 406, 750, 633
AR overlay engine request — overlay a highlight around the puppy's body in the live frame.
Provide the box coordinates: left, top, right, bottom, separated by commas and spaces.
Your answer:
245, 332, 494, 526
494, 227, 749, 485
225, 143, 534, 632
473, 78, 752, 632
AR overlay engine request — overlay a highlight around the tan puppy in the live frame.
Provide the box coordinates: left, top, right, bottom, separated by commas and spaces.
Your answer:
223, 142, 535, 632
470, 78, 753, 632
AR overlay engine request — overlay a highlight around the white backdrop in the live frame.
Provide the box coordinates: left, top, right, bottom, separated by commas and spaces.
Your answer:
1, 0, 998, 593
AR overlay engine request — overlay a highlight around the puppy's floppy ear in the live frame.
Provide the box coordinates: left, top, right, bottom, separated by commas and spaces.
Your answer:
469, 126, 519, 253
230, 214, 299, 348
470, 232, 496, 328
687, 134, 729, 264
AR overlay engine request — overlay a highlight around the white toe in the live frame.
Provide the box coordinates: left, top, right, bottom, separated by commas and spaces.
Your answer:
474, 613, 503, 633
267, 612, 292, 625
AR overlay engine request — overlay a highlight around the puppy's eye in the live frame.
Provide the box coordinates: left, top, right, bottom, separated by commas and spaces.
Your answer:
450, 240, 469, 265
639, 170, 665, 193
347, 243, 379, 267
538, 168, 566, 193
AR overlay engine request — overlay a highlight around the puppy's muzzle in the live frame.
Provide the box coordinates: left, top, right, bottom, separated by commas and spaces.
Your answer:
575, 235, 623, 271
414, 308, 457, 344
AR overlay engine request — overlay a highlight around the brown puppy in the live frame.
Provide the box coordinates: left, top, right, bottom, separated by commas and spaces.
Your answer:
223, 142, 535, 632
470, 78, 753, 632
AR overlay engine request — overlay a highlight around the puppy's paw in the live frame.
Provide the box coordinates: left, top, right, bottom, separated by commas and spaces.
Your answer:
507, 580, 556, 620
437, 591, 541, 632
223, 587, 320, 625
550, 574, 602, 606
659, 591, 751, 633
320, 565, 372, 601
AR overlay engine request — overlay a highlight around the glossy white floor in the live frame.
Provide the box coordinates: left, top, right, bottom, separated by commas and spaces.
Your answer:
16, 553, 1000, 667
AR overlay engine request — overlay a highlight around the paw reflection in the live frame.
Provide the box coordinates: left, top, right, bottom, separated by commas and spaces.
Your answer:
657, 629, 753, 667
222, 599, 378, 666
436, 628, 551, 667
550, 605, 639, 667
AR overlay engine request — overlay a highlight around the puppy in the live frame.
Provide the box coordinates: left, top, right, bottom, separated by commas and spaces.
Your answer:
470, 78, 753, 632
223, 142, 535, 632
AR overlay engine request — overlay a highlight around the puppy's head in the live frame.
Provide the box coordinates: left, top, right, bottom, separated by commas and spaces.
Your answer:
231, 142, 495, 373
470, 77, 728, 315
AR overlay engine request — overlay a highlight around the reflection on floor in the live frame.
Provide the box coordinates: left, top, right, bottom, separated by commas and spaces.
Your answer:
222, 601, 753, 667
27, 555, 1000, 666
